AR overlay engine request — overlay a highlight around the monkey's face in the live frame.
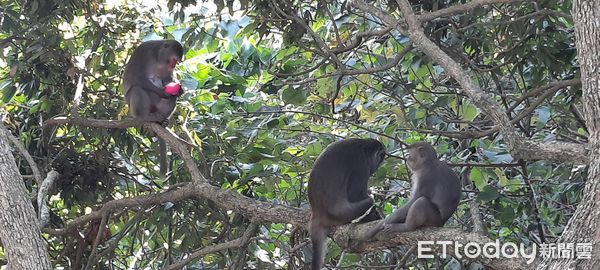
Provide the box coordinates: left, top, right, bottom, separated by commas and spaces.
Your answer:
406, 148, 425, 171
158, 41, 184, 72
406, 142, 437, 171
370, 147, 386, 174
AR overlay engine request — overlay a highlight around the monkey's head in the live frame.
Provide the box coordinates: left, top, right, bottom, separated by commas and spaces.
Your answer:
157, 40, 184, 72
362, 138, 386, 174
406, 142, 437, 171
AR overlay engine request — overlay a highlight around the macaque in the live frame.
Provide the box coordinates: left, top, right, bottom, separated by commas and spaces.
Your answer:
308, 138, 386, 270
367, 142, 461, 238
122, 40, 184, 177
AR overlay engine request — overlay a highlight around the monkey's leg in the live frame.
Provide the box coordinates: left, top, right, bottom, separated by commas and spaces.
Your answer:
365, 199, 414, 239
383, 199, 415, 224
127, 87, 169, 123
382, 197, 442, 233
330, 197, 374, 223
154, 97, 177, 126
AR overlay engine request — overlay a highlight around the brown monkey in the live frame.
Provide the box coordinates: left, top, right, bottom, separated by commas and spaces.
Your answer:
308, 138, 386, 270
122, 40, 184, 177
367, 142, 461, 238
122, 39, 183, 124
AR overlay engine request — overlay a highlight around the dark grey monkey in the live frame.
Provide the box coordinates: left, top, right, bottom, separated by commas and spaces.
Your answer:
308, 138, 386, 270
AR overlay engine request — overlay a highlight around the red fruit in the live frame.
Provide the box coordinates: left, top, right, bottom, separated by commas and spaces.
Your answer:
164, 82, 181, 95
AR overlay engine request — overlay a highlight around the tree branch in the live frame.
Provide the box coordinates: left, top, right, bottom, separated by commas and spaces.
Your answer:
349, 0, 590, 164
3, 126, 42, 184
419, 0, 527, 22
164, 236, 251, 270
41, 117, 540, 269
41, 118, 309, 234
37, 170, 59, 227
337, 224, 531, 269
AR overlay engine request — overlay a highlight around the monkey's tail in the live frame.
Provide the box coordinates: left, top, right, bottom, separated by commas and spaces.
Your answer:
309, 221, 329, 270
159, 138, 168, 178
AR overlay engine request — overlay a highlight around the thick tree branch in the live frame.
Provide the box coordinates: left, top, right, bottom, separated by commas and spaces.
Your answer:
419, 0, 527, 22
41, 183, 198, 235
336, 224, 532, 269
37, 170, 59, 227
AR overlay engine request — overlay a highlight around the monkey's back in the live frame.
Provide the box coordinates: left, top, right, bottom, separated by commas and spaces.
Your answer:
121, 42, 161, 94
307, 139, 378, 216
421, 162, 461, 222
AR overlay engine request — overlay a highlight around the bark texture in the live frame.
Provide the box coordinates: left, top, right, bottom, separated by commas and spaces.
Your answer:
0, 127, 52, 269
538, 0, 600, 269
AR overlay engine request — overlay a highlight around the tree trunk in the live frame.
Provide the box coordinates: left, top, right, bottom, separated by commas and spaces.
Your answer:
538, 0, 600, 269
0, 127, 52, 269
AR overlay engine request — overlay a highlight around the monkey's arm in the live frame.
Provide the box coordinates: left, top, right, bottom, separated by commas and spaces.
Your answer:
331, 197, 374, 223
135, 75, 170, 98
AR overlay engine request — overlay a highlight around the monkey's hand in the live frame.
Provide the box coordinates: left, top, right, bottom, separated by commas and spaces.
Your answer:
381, 223, 396, 234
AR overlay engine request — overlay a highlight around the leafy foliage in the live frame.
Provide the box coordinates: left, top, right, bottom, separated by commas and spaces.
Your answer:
0, 0, 584, 268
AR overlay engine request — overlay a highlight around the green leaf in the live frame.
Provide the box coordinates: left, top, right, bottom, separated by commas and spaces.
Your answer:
462, 104, 479, 121
478, 185, 499, 201
470, 167, 486, 190
0, 81, 16, 103
281, 86, 307, 105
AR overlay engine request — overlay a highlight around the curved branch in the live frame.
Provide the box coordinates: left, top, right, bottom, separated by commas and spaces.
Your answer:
37, 170, 60, 227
